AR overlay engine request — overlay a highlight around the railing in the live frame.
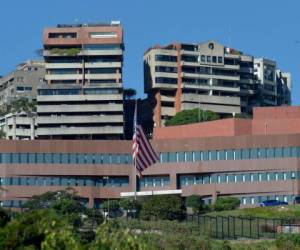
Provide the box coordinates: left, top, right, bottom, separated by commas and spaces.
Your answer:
185, 214, 296, 239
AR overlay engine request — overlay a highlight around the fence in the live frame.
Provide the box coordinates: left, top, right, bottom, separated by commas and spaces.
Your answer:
186, 215, 296, 239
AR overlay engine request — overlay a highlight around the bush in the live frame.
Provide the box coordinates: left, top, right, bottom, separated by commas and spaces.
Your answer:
101, 200, 120, 212
276, 234, 300, 250
165, 108, 220, 126
186, 195, 207, 214
214, 197, 240, 211
139, 195, 184, 221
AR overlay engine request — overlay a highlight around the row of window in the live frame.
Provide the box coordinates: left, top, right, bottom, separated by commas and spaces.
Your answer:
1, 146, 299, 165
180, 171, 298, 187
139, 176, 170, 187
0, 153, 133, 164
160, 146, 300, 163
0, 176, 129, 187
240, 195, 293, 205
38, 88, 119, 96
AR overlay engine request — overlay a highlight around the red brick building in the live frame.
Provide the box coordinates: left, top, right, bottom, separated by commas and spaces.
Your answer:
1, 106, 300, 208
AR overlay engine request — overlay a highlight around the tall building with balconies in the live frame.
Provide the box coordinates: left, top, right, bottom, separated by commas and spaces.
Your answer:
254, 58, 291, 106
0, 60, 45, 106
144, 41, 291, 127
37, 22, 124, 139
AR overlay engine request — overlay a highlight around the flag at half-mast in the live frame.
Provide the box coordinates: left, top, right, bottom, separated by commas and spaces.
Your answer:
132, 101, 159, 177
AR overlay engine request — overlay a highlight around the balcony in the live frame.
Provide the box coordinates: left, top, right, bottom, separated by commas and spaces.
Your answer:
37, 115, 124, 124
37, 126, 123, 136
37, 103, 123, 113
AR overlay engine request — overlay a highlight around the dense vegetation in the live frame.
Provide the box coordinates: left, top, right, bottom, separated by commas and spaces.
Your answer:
165, 108, 220, 126
2, 191, 300, 249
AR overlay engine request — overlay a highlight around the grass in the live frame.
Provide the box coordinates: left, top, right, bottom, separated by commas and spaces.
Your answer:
206, 204, 300, 220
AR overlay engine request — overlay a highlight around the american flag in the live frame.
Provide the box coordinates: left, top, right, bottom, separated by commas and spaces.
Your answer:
132, 101, 159, 177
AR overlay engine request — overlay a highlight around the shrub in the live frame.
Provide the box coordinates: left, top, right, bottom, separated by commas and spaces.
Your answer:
214, 197, 240, 211
165, 108, 220, 126
139, 195, 184, 221
101, 200, 120, 212
276, 234, 300, 250
186, 195, 207, 214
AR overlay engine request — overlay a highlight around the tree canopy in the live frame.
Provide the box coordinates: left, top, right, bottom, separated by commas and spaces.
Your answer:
165, 108, 220, 126
140, 195, 184, 221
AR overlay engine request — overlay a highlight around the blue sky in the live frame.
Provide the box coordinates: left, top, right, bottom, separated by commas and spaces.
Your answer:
1, 0, 299, 104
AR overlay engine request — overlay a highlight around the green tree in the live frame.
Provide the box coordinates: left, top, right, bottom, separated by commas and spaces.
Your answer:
165, 108, 220, 126
0, 209, 69, 250
8, 97, 37, 113
90, 221, 146, 250
214, 197, 240, 211
0, 208, 10, 227
119, 198, 141, 211
186, 195, 207, 214
23, 189, 103, 228
140, 195, 184, 221
101, 200, 120, 212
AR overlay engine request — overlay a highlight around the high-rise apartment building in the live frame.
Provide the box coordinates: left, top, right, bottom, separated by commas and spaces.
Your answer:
254, 58, 291, 106
0, 60, 45, 106
144, 41, 291, 127
37, 22, 124, 139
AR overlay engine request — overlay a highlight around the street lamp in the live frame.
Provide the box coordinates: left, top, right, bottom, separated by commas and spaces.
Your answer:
103, 176, 110, 219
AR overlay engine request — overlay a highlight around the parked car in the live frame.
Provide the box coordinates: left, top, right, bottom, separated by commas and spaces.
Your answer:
259, 200, 288, 207
293, 196, 300, 204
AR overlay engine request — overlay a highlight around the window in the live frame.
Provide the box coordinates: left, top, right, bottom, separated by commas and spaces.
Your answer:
283, 172, 287, 180
212, 56, 217, 63
242, 197, 247, 205
207, 56, 211, 62
218, 57, 223, 63
201, 55, 205, 62
89, 32, 117, 38
49, 32, 77, 38
242, 174, 246, 182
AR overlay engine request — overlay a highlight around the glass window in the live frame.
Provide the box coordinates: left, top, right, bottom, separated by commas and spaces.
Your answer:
28, 153, 36, 163
103, 154, 110, 164
85, 154, 94, 164
250, 148, 258, 159
203, 151, 209, 161
12, 154, 19, 164
194, 152, 201, 161
266, 148, 275, 158
45, 154, 52, 164
275, 148, 283, 158
207, 56, 211, 62
218, 150, 225, 160
111, 154, 120, 164
201, 55, 205, 62
61, 154, 68, 164
258, 148, 267, 159
169, 152, 176, 162
177, 152, 185, 162
283, 147, 291, 158
20, 153, 28, 164
160, 153, 168, 163
185, 152, 193, 162
234, 149, 242, 160
242, 149, 249, 159
210, 151, 217, 161
53, 153, 60, 164
212, 56, 217, 63
77, 154, 85, 164
36, 154, 44, 163
218, 57, 223, 63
